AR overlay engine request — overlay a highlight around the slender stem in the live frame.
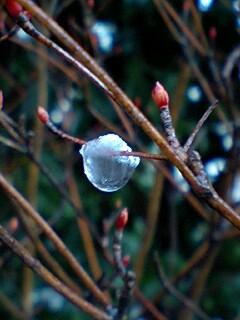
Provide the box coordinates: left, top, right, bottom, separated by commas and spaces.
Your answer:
11, 37, 83, 85
120, 151, 166, 161
133, 288, 168, 320
17, 14, 112, 99
45, 116, 165, 160
184, 100, 218, 152
154, 253, 211, 320
43, 112, 166, 161
46, 119, 86, 145
15, 0, 240, 231
177, 247, 218, 320
0, 25, 19, 42
110, 99, 135, 142
153, 0, 182, 43
0, 225, 111, 320
66, 168, 102, 281
0, 172, 109, 307
188, 0, 209, 49
154, 0, 206, 56
16, 206, 82, 294
0, 291, 27, 320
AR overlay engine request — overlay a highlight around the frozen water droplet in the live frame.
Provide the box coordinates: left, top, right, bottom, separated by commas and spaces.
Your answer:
80, 134, 140, 192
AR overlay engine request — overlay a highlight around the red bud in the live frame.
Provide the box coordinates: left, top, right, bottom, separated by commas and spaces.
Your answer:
38, 106, 49, 124
87, 0, 95, 9
8, 217, 19, 233
209, 26, 217, 40
134, 97, 142, 109
6, 0, 23, 18
116, 208, 128, 230
183, 0, 191, 12
122, 255, 130, 267
152, 81, 169, 109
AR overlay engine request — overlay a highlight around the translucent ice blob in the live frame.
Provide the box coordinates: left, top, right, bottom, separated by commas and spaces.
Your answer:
80, 134, 140, 192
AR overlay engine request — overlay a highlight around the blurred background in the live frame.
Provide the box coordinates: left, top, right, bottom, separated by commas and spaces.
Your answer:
0, 0, 240, 319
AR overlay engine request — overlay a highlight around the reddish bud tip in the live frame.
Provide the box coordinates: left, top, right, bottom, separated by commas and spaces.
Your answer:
209, 26, 217, 40
152, 82, 169, 109
6, 0, 23, 18
116, 208, 128, 230
134, 97, 142, 109
183, 0, 191, 12
38, 106, 49, 124
8, 217, 19, 233
122, 255, 130, 268
87, 0, 95, 9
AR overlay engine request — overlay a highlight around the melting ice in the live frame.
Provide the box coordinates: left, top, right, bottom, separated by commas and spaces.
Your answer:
80, 134, 140, 192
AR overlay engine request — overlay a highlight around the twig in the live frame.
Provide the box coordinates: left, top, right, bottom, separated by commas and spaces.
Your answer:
184, 100, 218, 152
134, 288, 168, 320
0, 110, 102, 243
120, 151, 166, 161
153, 0, 228, 124
153, 0, 182, 43
16, 206, 82, 294
86, 104, 130, 142
0, 25, 19, 42
183, 43, 228, 126
11, 37, 83, 86
110, 99, 135, 143
66, 168, 102, 281
188, 0, 208, 49
22, 33, 48, 315
154, 253, 211, 320
17, 13, 112, 99
178, 247, 219, 320
16, 0, 240, 231
153, 0, 206, 56
0, 172, 109, 307
154, 240, 211, 303
0, 291, 27, 320
0, 134, 25, 152
113, 209, 136, 320
171, 63, 191, 125
115, 271, 136, 320
44, 117, 86, 145
0, 225, 111, 320
223, 45, 240, 80
39, 105, 166, 161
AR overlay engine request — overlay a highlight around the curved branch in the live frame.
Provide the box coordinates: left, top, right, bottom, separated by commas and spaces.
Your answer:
15, 0, 240, 231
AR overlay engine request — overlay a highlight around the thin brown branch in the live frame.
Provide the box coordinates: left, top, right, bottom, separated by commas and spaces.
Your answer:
134, 288, 168, 320
171, 64, 191, 125
153, 0, 183, 43
120, 151, 166, 161
16, 206, 82, 294
154, 253, 211, 320
0, 225, 111, 320
66, 169, 102, 281
223, 45, 240, 80
0, 291, 27, 320
188, 0, 209, 49
11, 38, 82, 86
16, 0, 240, 231
0, 172, 109, 307
110, 99, 135, 142
184, 100, 218, 152
177, 247, 219, 320
153, 0, 206, 56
